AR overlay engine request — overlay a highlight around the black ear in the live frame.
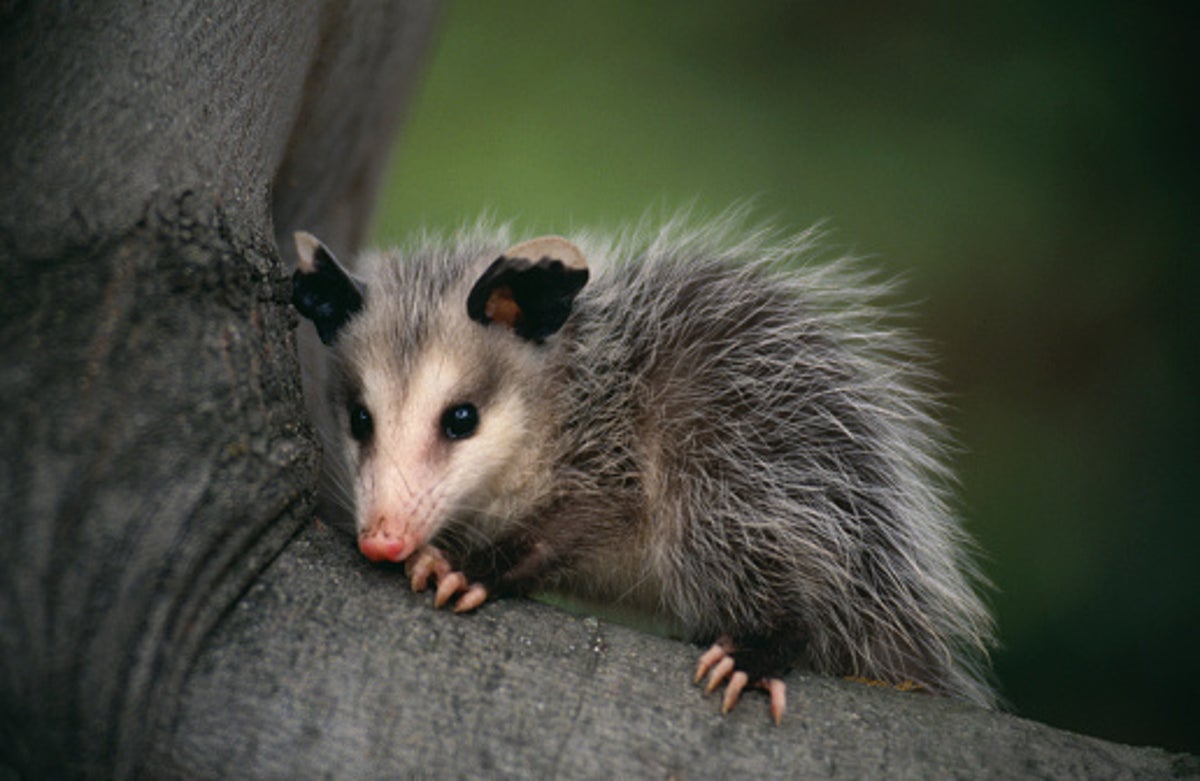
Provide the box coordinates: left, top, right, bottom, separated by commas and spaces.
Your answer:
291, 231, 365, 346
466, 236, 590, 343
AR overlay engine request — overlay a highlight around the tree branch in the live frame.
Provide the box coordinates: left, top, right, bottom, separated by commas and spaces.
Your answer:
155, 523, 1195, 779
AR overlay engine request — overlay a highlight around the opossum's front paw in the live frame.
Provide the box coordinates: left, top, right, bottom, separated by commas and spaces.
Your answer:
404, 546, 489, 613
694, 636, 787, 725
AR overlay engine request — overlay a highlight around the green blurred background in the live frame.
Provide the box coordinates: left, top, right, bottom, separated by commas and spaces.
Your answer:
369, 0, 1197, 753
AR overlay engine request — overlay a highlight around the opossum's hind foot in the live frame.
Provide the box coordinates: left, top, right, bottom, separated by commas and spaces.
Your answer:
405, 546, 490, 613
694, 637, 787, 725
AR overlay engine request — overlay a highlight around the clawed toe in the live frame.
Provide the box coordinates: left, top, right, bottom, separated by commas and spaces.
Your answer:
432, 570, 489, 611
434, 571, 468, 608
694, 636, 735, 683
693, 637, 788, 724
764, 678, 786, 726
721, 671, 749, 714
704, 656, 736, 694
454, 583, 489, 613
406, 547, 450, 592
405, 546, 489, 612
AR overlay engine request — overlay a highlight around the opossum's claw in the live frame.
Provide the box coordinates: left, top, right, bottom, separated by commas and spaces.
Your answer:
434, 571, 468, 608
721, 671, 750, 713
430, 569, 489, 612
704, 656, 736, 694
406, 546, 489, 612
694, 637, 787, 724
764, 678, 787, 726
454, 583, 489, 613
406, 546, 451, 592
694, 636, 736, 683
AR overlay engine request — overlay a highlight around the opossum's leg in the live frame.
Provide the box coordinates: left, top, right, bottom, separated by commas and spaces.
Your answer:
405, 546, 490, 613
694, 635, 789, 725
409, 534, 567, 613
404, 532, 560, 613
455, 536, 561, 596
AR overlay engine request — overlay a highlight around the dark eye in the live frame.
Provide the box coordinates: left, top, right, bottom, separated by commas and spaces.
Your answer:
441, 403, 479, 440
348, 403, 373, 443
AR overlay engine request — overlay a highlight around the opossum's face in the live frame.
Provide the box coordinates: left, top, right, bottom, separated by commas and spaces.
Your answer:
293, 232, 588, 564
342, 337, 538, 562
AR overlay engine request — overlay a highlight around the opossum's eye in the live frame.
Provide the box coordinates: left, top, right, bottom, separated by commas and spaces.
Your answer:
441, 403, 479, 440
348, 403, 374, 443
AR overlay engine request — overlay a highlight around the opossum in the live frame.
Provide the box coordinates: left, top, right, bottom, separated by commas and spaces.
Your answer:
291, 217, 996, 722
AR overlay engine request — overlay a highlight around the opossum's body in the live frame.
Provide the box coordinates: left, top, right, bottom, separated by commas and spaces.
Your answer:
292, 218, 996, 720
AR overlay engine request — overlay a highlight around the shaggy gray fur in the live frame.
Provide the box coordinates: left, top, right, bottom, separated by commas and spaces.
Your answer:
313, 214, 996, 707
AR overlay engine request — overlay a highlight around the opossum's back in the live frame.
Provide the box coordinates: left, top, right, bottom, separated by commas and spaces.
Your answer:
567, 243, 959, 632
574, 245, 934, 475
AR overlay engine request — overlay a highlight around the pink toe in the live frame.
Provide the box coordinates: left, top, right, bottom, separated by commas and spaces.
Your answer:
705, 656, 736, 694
695, 643, 727, 683
765, 679, 787, 725
454, 583, 489, 613
722, 671, 750, 714
434, 571, 467, 608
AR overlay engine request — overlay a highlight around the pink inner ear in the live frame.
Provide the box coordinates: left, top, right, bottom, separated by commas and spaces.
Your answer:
485, 285, 522, 328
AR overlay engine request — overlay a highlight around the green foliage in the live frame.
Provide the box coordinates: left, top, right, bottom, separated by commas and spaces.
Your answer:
373, 0, 1197, 753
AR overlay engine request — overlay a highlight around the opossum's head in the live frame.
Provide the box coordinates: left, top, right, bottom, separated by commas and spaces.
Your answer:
292, 231, 588, 564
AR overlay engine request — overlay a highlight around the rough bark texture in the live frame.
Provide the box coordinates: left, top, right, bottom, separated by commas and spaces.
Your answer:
0, 2, 1196, 780
0, 2, 438, 778
156, 524, 1196, 780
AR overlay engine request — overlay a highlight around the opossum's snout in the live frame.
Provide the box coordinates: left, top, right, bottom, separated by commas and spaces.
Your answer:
347, 397, 456, 564
358, 529, 414, 563
354, 473, 441, 564
356, 485, 431, 564
353, 401, 482, 564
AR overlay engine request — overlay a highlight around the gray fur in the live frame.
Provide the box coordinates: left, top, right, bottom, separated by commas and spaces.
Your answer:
308, 213, 997, 709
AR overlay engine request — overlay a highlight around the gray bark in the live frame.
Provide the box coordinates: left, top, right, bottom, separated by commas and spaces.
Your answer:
0, 2, 438, 778
158, 523, 1196, 780
1, 2, 1195, 780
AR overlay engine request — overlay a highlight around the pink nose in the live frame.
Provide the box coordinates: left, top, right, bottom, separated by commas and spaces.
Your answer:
358, 534, 410, 563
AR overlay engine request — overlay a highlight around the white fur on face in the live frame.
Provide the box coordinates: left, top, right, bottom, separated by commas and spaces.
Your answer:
353, 342, 533, 558
355, 352, 458, 555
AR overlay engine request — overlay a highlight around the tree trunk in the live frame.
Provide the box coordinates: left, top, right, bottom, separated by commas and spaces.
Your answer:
0, 3, 438, 777
1, 3, 1194, 780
